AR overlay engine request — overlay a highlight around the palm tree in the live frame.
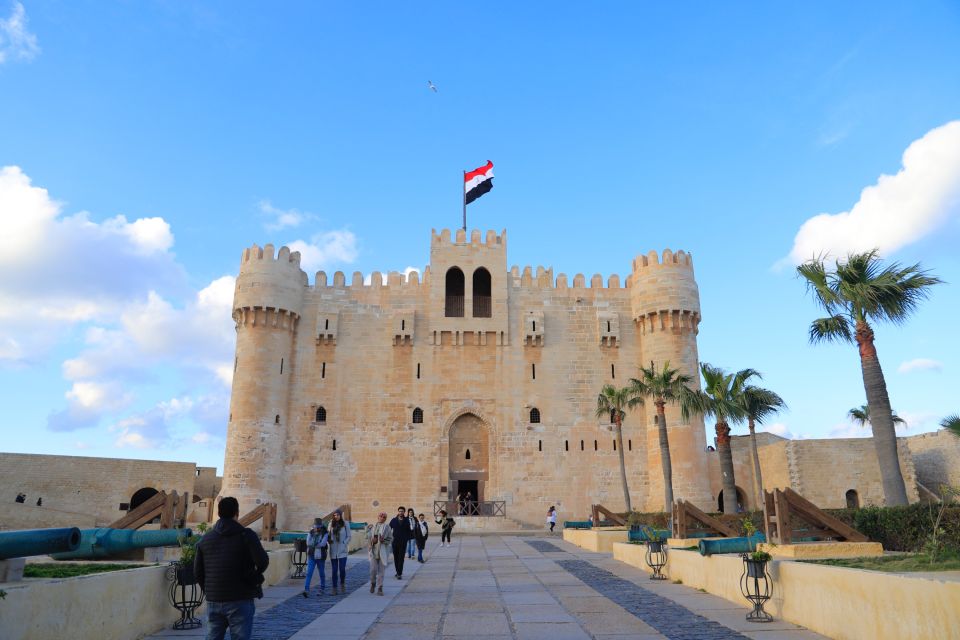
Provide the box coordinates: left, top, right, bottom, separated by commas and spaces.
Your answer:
798, 250, 941, 506
596, 384, 633, 512
688, 364, 755, 514
628, 361, 699, 512
739, 385, 786, 508
847, 404, 906, 429
940, 414, 960, 439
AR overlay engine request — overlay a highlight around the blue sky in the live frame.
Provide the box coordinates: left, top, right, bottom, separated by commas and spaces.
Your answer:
1, 2, 959, 473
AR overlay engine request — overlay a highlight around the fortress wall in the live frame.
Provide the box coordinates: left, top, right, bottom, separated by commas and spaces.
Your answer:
906, 430, 960, 494
0, 453, 198, 529
784, 438, 919, 508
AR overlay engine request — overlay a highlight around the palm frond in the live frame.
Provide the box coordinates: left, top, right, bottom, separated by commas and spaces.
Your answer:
848, 403, 906, 427
797, 257, 841, 312
742, 386, 786, 424
939, 414, 960, 439
808, 315, 854, 345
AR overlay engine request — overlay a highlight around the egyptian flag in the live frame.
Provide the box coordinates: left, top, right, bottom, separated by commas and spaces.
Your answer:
464, 160, 494, 205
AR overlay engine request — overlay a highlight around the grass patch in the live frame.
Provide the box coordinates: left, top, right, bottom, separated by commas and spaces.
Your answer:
802, 551, 960, 573
24, 563, 147, 578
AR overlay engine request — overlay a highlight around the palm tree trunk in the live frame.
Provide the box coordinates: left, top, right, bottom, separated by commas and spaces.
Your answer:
856, 321, 909, 506
748, 419, 763, 509
614, 415, 632, 513
716, 421, 738, 514
656, 401, 674, 512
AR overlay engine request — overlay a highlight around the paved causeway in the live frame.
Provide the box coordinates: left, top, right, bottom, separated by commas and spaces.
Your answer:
147, 535, 830, 640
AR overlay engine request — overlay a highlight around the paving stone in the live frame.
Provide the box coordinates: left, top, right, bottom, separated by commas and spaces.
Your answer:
512, 622, 591, 640
442, 612, 511, 635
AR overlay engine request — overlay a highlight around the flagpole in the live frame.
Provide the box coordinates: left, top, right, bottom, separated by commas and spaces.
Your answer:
462, 170, 467, 231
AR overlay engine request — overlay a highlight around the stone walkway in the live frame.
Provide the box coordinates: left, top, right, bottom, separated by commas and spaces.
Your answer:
146, 535, 831, 640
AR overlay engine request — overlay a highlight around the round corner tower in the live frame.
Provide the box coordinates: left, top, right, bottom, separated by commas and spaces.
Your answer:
219, 243, 307, 518
630, 249, 713, 510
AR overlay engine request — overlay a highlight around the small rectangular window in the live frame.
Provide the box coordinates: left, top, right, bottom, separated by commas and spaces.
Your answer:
613, 440, 617, 451
565, 440, 569, 451
594, 440, 598, 451
325, 319, 329, 330
538, 440, 542, 452
119, 502, 129, 511
580, 440, 584, 451
332, 439, 337, 451
628, 439, 632, 451
532, 320, 536, 332
322, 362, 326, 378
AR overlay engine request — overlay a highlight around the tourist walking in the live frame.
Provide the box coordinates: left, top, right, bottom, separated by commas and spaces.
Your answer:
366, 512, 392, 595
389, 506, 412, 579
328, 509, 351, 594
406, 507, 417, 559
302, 518, 328, 597
415, 512, 429, 562
436, 509, 455, 547
547, 506, 557, 533
195, 496, 269, 640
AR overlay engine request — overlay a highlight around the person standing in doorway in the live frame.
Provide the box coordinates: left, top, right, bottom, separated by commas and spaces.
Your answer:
328, 510, 351, 594
465, 491, 474, 515
415, 512, 429, 562
546, 506, 557, 534
302, 518, 328, 597
457, 492, 465, 515
195, 496, 269, 640
389, 506, 411, 579
436, 509, 455, 547
366, 512, 392, 595
406, 507, 417, 559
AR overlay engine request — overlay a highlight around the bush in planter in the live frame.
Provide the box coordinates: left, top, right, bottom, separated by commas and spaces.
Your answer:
175, 522, 208, 584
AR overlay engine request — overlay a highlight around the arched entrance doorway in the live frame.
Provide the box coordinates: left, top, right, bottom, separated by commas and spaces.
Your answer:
130, 487, 158, 510
717, 486, 747, 513
449, 413, 488, 514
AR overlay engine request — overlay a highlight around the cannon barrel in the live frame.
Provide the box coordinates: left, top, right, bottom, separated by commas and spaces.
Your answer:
51, 528, 192, 560
698, 532, 765, 556
276, 531, 307, 545
0, 527, 82, 560
628, 528, 671, 543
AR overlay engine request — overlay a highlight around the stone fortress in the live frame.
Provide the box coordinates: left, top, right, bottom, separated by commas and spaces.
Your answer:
217, 228, 960, 530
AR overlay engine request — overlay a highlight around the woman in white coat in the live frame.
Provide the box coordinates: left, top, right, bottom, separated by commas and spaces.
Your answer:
366, 512, 393, 595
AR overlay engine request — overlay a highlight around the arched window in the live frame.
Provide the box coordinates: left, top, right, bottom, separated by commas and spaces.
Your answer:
845, 489, 860, 509
412, 407, 423, 424
316, 406, 326, 423
465, 449, 471, 460
129, 487, 158, 511
529, 408, 541, 423
472, 268, 492, 317
445, 267, 465, 317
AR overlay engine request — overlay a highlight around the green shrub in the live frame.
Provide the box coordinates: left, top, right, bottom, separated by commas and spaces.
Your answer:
825, 504, 960, 552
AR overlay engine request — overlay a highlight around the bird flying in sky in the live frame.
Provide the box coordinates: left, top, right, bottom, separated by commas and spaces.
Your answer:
427, 80, 438, 93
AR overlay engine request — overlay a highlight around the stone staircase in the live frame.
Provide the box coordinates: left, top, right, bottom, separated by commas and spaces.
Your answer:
451, 515, 548, 535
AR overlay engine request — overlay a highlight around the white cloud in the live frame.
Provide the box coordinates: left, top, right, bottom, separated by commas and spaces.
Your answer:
763, 422, 794, 439
785, 120, 960, 265
898, 358, 943, 374
0, 2, 39, 64
110, 393, 229, 449
260, 199, 312, 231
288, 230, 358, 273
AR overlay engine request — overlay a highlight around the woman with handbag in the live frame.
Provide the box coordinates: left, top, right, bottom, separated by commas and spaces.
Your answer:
366, 512, 393, 595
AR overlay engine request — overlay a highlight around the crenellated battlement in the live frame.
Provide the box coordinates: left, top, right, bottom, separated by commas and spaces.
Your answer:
241, 243, 304, 270
508, 265, 626, 290
311, 268, 428, 290
431, 228, 506, 249
631, 248, 694, 273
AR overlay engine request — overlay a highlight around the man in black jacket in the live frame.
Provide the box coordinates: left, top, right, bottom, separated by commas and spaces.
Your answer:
195, 497, 269, 640
388, 505, 411, 579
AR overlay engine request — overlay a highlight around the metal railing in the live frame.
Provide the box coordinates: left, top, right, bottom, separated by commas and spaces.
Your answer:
434, 500, 506, 517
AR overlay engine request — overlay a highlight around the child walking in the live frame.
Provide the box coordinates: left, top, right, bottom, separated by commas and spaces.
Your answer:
436, 509, 455, 547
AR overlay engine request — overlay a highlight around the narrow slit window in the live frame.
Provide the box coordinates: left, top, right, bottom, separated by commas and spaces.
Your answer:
275, 415, 280, 424
325, 319, 329, 330
538, 440, 542, 452
607, 320, 611, 332
628, 439, 632, 451
580, 440, 584, 451
280, 358, 284, 374
611, 364, 615, 379
594, 440, 598, 451
465, 449, 471, 460
417, 363, 421, 379
401, 319, 405, 330
321, 362, 326, 378
613, 440, 617, 451
565, 440, 569, 451
332, 439, 337, 451
529, 408, 541, 423
532, 320, 536, 332
532, 363, 536, 380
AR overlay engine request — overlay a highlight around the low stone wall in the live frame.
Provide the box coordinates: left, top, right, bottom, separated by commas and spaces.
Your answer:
1, 502, 98, 530
562, 527, 628, 552
0, 548, 293, 640
613, 542, 960, 640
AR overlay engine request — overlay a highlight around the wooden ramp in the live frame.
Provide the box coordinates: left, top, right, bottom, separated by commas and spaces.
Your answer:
671, 500, 738, 539
240, 503, 279, 541
591, 504, 626, 526
763, 488, 868, 544
109, 490, 188, 530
